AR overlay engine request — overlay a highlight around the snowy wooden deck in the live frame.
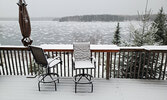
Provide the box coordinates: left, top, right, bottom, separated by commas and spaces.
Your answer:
0, 76, 167, 100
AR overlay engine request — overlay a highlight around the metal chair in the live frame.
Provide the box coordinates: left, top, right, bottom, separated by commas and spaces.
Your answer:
72, 42, 96, 93
29, 46, 62, 91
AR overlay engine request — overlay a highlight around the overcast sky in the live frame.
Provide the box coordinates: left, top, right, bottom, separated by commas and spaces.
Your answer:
0, 0, 167, 18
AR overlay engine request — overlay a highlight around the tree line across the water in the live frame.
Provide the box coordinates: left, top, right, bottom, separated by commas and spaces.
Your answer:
56, 14, 159, 22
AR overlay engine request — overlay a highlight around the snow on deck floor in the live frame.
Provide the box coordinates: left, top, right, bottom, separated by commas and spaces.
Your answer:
0, 76, 167, 100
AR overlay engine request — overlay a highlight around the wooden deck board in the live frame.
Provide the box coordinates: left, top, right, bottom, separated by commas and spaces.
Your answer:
0, 76, 167, 100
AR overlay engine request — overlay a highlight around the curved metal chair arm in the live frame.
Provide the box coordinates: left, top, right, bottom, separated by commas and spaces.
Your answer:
48, 56, 62, 68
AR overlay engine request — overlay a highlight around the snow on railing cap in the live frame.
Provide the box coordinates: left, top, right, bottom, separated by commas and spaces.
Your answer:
142, 46, 167, 50
120, 47, 145, 49
40, 44, 73, 50
91, 45, 120, 50
40, 44, 120, 50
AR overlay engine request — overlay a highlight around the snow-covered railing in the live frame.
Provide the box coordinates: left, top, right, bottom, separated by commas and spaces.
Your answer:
0, 45, 167, 80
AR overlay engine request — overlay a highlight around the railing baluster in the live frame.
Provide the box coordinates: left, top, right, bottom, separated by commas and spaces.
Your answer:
63, 52, 66, 77
98, 52, 100, 78
79, 69, 81, 75
10, 50, 15, 75
126, 52, 129, 78
47, 51, 50, 58
118, 52, 121, 78
0, 50, 5, 75
154, 52, 159, 79
150, 52, 155, 79
137, 52, 142, 79
71, 52, 74, 77
21, 50, 26, 75
106, 52, 110, 80
90, 52, 93, 76
51, 51, 55, 74
146, 51, 150, 79
7, 50, 12, 75
130, 52, 134, 78
17, 50, 22, 75
14, 50, 19, 75
52, 51, 54, 57
59, 51, 62, 77
67, 52, 70, 77
86, 68, 88, 75
113, 52, 116, 78
29, 51, 33, 75
159, 52, 164, 80
102, 52, 104, 78
110, 52, 113, 78
134, 52, 138, 78
142, 51, 146, 79
94, 52, 96, 78
0, 51, 2, 75
3, 50, 8, 75
25, 50, 29, 75
56, 51, 59, 76
162, 53, 167, 80
122, 51, 125, 78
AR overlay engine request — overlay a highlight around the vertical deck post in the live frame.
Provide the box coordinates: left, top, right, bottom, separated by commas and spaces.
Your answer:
106, 52, 110, 80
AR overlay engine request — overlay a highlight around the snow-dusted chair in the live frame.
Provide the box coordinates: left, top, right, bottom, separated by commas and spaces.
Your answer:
72, 42, 96, 93
29, 46, 62, 91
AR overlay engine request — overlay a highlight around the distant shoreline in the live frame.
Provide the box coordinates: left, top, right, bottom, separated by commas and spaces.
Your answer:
0, 14, 163, 22
56, 14, 158, 22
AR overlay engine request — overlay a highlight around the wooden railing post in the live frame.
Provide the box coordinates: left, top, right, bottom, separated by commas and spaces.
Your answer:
106, 52, 110, 80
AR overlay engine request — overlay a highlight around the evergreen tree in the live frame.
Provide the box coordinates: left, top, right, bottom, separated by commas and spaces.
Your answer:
153, 7, 167, 45
120, 0, 159, 79
112, 22, 121, 46
128, 0, 157, 46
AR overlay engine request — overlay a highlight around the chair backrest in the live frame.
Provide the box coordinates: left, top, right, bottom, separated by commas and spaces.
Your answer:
73, 42, 90, 61
29, 46, 48, 67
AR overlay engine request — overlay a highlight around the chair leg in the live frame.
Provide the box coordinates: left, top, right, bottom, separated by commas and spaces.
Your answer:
91, 83, 93, 93
75, 83, 77, 93
54, 81, 57, 91
57, 74, 60, 83
38, 82, 40, 91
58, 79, 59, 83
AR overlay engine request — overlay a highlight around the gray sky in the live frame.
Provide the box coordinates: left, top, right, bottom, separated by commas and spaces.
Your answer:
0, 0, 167, 18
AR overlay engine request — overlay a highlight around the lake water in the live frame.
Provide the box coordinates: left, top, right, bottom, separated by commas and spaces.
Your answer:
0, 21, 137, 46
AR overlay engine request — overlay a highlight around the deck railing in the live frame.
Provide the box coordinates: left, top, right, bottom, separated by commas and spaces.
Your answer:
0, 45, 167, 80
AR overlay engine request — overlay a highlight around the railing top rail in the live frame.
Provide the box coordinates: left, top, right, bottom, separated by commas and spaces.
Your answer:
120, 46, 167, 52
0, 46, 27, 50
120, 47, 145, 51
0, 45, 167, 52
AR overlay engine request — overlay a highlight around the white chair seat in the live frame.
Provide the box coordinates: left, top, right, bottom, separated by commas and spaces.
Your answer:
75, 60, 95, 69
